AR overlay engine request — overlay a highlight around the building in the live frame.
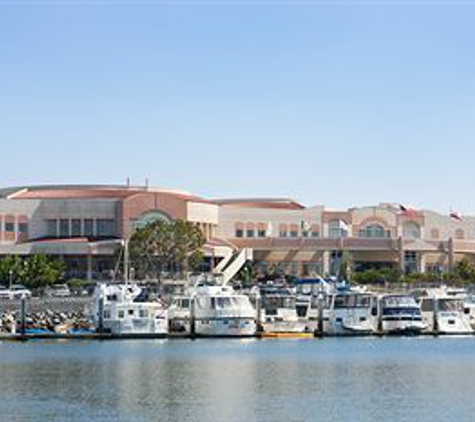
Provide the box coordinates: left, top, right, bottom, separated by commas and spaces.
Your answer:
1, 184, 475, 279
0, 185, 220, 280
215, 199, 475, 277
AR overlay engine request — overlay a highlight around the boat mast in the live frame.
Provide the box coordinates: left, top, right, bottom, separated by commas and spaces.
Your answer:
124, 238, 129, 285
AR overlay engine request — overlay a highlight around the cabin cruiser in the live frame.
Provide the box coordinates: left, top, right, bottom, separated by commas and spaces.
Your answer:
257, 286, 309, 334
92, 283, 168, 337
379, 294, 426, 334
413, 288, 473, 334
306, 288, 378, 335
168, 277, 257, 337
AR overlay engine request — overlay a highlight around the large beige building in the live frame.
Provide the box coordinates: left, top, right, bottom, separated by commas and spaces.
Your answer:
1, 185, 474, 279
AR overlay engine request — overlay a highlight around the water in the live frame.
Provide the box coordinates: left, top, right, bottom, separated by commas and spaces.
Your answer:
1, 337, 475, 422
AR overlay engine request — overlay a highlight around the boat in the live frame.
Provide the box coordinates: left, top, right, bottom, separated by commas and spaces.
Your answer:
168, 275, 257, 337
92, 283, 168, 337
315, 289, 378, 336
257, 285, 310, 334
379, 294, 426, 334
413, 287, 473, 335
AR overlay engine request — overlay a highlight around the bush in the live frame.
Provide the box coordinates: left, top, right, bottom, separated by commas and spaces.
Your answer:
352, 268, 401, 285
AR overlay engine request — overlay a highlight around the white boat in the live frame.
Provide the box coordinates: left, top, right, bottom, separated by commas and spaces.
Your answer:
258, 286, 309, 334
316, 290, 378, 335
413, 288, 473, 334
92, 283, 168, 337
380, 294, 426, 334
168, 279, 257, 337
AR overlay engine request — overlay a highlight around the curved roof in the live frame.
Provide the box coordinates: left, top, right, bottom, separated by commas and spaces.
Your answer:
215, 198, 305, 210
1, 184, 210, 203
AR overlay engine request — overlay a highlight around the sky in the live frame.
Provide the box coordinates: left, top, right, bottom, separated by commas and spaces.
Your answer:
0, 1, 475, 213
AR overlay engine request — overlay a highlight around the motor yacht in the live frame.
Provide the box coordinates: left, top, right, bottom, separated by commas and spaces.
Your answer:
92, 283, 168, 337
379, 294, 426, 334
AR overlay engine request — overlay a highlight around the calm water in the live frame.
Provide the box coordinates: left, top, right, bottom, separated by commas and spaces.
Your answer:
1, 337, 475, 421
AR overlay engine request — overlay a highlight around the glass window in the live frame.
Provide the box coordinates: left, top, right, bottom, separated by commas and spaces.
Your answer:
139, 309, 148, 318
235, 229, 244, 238
71, 219, 81, 237
290, 230, 298, 238
59, 219, 69, 237
258, 229, 266, 238
118, 310, 125, 319
358, 224, 388, 238
18, 223, 28, 235
403, 222, 421, 239
84, 219, 94, 237
328, 220, 348, 238
5, 221, 15, 233
97, 219, 116, 237
45, 219, 57, 237
246, 229, 255, 238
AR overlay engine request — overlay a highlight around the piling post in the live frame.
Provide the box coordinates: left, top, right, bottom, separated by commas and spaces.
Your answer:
190, 296, 196, 339
20, 295, 27, 336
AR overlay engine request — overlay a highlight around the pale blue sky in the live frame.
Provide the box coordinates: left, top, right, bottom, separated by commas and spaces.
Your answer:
1, 1, 475, 212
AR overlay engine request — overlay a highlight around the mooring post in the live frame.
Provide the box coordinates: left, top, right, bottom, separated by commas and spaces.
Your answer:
20, 295, 27, 336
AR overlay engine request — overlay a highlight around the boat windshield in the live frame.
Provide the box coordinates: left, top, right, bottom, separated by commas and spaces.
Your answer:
383, 296, 418, 308
439, 299, 464, 312
333, 294, 372, 309
261, 295, 296, 310
196, 296, 251, 310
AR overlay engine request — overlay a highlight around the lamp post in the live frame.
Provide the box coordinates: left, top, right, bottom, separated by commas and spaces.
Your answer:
9, 268, 13, 290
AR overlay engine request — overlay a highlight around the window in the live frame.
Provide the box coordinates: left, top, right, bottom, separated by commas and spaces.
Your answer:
97, 219, 116, 237
430, 228, 440, 240
59, 219, 69, 237
5, 221, 15, 233
358, 224, 389, 238
456, 229, 465, 240
289, 225, 299, 238
246, 229, 255, 238
235, 229, 244, 238
71, 219, 81, 237
279, 224, 288, 237
139, 309, 148, 318
258, 229, 266, 238
311, 230, 319, 238
118, 310, 125, 319
328, 220, 348, 238
84, 219, 94, 237
45, 219, 57, 237
18, 223, 28, 235
403, 222, 421, 239
128, 309, 134, 316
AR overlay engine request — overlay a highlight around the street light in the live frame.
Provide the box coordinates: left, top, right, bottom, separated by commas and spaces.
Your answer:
9, 269, 13, 290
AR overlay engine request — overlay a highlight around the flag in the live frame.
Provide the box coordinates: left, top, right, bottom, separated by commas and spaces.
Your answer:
399, 204, 417, 217
450, 211, 462, 221
300, 221, 311, 232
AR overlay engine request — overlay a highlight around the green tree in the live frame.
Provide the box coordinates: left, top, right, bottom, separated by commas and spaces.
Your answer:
454, 258, 475, 284
0, 254, 64, 289
129, 219, 206, 280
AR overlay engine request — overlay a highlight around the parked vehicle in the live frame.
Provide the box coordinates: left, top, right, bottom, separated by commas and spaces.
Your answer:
0, 285, 32, 299
44, 284, 71, 297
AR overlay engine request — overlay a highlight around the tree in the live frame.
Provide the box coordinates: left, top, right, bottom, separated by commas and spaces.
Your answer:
338, 251, 354, 281
454, 258, 475, 284
129, 219, 206, 280
0, 254, 65, 289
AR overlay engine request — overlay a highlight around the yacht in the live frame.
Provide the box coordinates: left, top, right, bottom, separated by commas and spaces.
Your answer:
379, 294, 426, 334
168, 278, 257, 337
413, 288, 473, 334
309, 289, 378, 336
92, 283, 168, 337
258, 286, 309, 334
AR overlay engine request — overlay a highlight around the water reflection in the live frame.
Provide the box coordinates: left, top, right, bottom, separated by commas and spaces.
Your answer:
1, 338, 475, 421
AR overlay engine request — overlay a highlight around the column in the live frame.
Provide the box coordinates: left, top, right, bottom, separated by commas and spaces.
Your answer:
448, 237, 455, 272
87, 252, 93, 281
322, 251, 330, 276
398, 236, 405, 273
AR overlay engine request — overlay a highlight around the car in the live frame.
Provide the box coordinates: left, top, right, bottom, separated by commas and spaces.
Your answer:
0, 286, 11, 299
44, 284, 71, 297
10, 285, 32, 299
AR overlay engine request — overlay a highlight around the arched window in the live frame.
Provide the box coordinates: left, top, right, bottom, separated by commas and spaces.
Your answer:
456, 229, 465, 240
403, 222, 421, 239
328, 220, 348, 238
358, 224, 388, 238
